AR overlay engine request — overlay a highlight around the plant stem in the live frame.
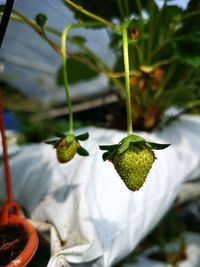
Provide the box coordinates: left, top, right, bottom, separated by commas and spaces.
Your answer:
122, 25, 133, 135
181, 10, 200, 21
117, 0, 125, 21
5, 13, 62, 37
124, 0, 130, 17
147, 0, 155, 63
64, 0, 120, 31
150, 38, 170, 59
136, 0, 143, 18
155, 63, 176, 100
136, 0, 145, 63
61, 24, 77, 133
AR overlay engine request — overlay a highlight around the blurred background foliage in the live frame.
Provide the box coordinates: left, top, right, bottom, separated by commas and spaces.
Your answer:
61, 0, 200, 130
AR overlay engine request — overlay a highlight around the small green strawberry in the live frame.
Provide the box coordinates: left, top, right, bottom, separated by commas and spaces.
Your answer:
45, 131, 89, 164
112, 144, 155, 191
55, 138, 80, 163
100, 134, 170, 191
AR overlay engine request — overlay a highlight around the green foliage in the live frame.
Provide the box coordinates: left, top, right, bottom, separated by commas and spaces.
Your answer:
59, 0, 200, 131
19, 118, 92, 144
68, 35, 86, 45
56, 56, 97, 85
0, 4, 5, 12
147, 209, 186, 248
63, 0, 149, 22
173, 33, 200, 67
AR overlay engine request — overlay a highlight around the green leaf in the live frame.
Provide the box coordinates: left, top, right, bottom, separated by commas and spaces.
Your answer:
77, 146, 89, 156
0, 5, 5, 12
145, 142, 170, 150
173, 38, 200, 68
56, 56, 97, 85
118, 139, 130, 154
99, 144, 119, 151
76, 132, 89, 141
68, 35, 86, 45
161, 84, 197, 109
54, 131, 66, 138
35, 13, 47, 27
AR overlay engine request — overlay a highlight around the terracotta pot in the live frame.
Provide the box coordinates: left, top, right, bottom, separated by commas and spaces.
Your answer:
3, 214, 39, 267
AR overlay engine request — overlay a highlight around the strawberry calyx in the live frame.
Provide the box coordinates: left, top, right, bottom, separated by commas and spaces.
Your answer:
99, 134, 170, 161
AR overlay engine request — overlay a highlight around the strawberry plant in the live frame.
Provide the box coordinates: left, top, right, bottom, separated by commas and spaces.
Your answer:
1, 0, 199, 190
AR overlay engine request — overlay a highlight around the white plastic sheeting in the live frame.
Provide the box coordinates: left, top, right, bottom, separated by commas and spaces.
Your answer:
0, 115, 200, 267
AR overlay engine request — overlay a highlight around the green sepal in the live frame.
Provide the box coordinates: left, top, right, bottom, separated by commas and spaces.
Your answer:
99, 144, 119, 151
75, 132, 89, 141
54, 131, 66, 138
45, 138, 59, 145
145, 142, 170, 150
102, 150, 116, 161
99, 144, 119, 161
118, 135, 145, 154
65, 134, 75, 143
77, 146, 89, 156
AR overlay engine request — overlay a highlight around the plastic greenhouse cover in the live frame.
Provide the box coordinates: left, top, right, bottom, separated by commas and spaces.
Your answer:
0, 115, 200, 267
0, 0, 190, 104
0, 0, 112, 104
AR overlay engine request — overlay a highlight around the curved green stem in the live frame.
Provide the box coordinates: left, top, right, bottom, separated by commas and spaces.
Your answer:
64, 0, 120, 31
122, 25, 133, 135
61, 24, 78, 133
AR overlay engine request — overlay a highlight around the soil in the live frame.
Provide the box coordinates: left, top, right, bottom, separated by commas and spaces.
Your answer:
0, 223, 28, 266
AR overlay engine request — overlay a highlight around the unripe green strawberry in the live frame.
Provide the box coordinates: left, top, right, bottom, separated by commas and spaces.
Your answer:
56, 138, 80, 163
112, 144, 155, 191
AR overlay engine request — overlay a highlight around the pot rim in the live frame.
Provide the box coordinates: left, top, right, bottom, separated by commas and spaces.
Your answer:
3, 214, 39, 267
